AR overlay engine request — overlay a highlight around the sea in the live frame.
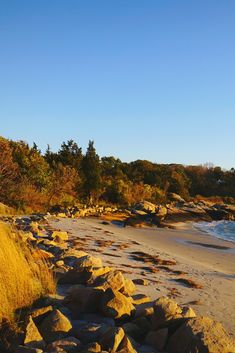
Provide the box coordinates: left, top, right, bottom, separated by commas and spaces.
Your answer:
194, 221, 235, 243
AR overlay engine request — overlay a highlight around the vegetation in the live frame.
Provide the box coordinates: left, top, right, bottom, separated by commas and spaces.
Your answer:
0, 223, 55, 323
0, 135, 234, 212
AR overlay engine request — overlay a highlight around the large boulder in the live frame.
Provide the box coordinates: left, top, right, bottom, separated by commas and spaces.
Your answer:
91, 270, 135, 296
151, 296, 182, 329
39, 309, 72, 343
145, 328, 168, 351
63, 285, 103, 313
166, 316, 235, 353
100, 288, 135, 320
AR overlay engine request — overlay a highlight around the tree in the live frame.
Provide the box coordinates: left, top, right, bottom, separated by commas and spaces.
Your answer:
0, 137, 18, 204
81, 141, 101, 203
58, 140, 82, 170
47, 163, 79, 206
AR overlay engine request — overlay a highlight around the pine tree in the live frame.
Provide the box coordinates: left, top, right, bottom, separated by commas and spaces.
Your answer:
81, 140, 101, 204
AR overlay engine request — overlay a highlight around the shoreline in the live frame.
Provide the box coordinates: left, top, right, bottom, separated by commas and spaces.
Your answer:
50, 216, 235, 335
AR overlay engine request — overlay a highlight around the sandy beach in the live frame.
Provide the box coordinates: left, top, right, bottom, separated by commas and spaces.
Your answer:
49, 217, 235, 336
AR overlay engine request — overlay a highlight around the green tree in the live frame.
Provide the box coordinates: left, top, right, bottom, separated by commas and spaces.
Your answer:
58, 140, 82, 169
81, 141, 101, 203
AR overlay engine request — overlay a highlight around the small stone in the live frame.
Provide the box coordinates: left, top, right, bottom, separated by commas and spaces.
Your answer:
131, 294, 151, 305
133, 279, 149, 286
46, 337, 81, 352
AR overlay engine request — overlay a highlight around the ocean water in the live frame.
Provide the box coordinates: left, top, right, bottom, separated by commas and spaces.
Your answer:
194, 221, 235, 243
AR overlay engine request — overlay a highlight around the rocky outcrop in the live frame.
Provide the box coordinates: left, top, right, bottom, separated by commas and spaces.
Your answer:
167, 316, 235, 353
5, 215, 235, 353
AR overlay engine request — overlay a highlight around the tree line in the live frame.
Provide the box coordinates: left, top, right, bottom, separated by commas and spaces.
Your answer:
0, 136, 234, 212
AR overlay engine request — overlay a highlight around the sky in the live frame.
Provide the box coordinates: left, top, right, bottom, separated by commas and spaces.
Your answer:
0, 1, 234, 169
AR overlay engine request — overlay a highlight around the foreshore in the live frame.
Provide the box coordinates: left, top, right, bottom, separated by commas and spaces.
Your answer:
50, 217, 235, 335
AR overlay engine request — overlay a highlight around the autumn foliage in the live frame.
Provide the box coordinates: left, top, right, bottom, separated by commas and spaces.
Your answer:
0, 136, 234, 212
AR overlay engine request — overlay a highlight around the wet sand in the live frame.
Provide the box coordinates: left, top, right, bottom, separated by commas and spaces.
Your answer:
49, 217, 235, 335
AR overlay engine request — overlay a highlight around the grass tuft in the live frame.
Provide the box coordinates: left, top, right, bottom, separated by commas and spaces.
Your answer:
0, 222, 55, 324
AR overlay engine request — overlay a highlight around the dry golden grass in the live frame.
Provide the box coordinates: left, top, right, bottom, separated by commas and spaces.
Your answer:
0, 202, 15, 215
0, 223, 55, 323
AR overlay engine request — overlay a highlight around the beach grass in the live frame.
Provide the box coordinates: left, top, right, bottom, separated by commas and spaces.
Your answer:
0, 222, 55, 324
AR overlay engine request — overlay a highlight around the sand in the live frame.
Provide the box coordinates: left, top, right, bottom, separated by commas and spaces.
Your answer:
49, 217, 235, 335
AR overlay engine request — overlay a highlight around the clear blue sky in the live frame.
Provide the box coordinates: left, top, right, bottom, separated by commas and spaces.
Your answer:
0, 1, 234, 169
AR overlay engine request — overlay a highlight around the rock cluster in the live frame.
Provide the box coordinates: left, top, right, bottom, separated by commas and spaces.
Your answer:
6, 216, 235, 353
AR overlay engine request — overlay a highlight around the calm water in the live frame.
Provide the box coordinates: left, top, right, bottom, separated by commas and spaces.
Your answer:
195, 221, 235, 243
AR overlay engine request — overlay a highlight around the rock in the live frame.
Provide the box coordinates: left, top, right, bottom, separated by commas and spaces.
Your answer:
46, 337, 81, 352
181, 306, 196, 318
89, 266, 112, 278
151, 296, 182, 329
63, 250, 89, 266
99, 327, 125, 352
122, 322, 142, 340
134, 302, 154, 318
83, 342, 101, 352
155, 205, 168, 220
30, 306, 53, 324
132, 279, 149, 286
167, 316, 235, 353
55, 260, 65, 267
100, 288, 135, 319
131, 294, 151, 305
58, 267, 93, 285
92, 270, 135, 296
24, 316, 45, 349
117, 336, 138, 353
132, 317, 151, 337
74, 323, 110, 344
169, 193, 185, 203
64, 285, 103, 314
145, 328, 168, 351
74, 255, 102, 269
121, 278, 136, 296
82, 313, 115, 327
15, 347, 43, 353
138, 345, 157, 353
133, 201, 157, 213
39, 309, 72, 343
50, 231, 69, 241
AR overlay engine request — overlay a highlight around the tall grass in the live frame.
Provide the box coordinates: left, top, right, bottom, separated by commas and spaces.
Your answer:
0, 223, 55, 323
